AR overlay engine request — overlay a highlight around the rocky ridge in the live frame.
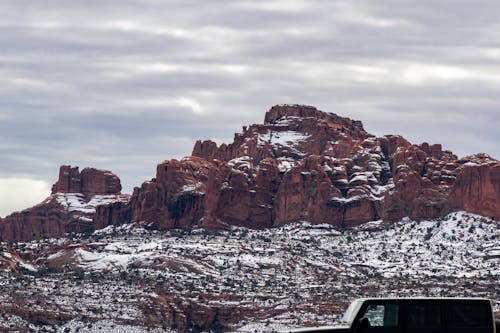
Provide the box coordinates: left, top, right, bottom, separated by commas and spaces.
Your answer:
0, 105, 499, 241
130, 104, 499, 231
0, 166, 129, 241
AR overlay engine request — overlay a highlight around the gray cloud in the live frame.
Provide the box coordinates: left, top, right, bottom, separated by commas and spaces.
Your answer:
0, 0, 499, 216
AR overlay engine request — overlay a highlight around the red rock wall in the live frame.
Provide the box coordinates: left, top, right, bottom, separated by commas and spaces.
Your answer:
450, 163, 500, 220
151, 105, 500, 229
1, 166, 125, 241
51, 165, 121, 197
81, 168, 122, 197
51, 165, 81, 194
2, 105, 499, 242
93, 200, 131, 230
130, 157, 215, 230
0, 201, 68, 241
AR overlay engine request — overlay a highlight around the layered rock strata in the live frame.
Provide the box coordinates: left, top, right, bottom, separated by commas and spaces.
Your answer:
130, 105, 500, 230
1, 105, 498, 241
51, 165, 122, 198
0, 167, 128, 241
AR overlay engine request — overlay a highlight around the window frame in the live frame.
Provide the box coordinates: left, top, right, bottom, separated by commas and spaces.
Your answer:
354, 300, 402, 332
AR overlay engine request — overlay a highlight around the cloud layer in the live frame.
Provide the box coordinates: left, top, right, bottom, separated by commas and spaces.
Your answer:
0, 178, 51, 217
1, 0, 499, 216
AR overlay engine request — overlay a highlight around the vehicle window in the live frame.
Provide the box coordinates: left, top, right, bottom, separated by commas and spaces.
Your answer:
448, 302, 490, 327
407, 304, 441, 328
362, 304, 399, 327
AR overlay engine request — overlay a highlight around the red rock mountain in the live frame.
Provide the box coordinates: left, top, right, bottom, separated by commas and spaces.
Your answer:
130, 105, 499, 230
1, 105, 499, 241
0, 166, 129, 241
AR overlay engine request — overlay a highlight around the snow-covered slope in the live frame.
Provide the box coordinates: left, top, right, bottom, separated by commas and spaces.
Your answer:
0, 212, 498, 332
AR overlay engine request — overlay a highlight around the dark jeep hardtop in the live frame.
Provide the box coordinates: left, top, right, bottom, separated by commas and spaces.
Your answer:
283, 297, 497, 333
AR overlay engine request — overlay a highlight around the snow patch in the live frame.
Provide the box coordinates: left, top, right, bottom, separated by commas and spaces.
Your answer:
277, 157, 299, 173
258, 130, 310, 148
56, 193, 128, 214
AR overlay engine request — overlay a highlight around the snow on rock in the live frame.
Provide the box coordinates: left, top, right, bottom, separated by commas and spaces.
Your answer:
0, 211, 498, 332
0, 250, 38, 272
277, 157, 299, 173
60, 319, 173, 333
180, 182, 204, 194
228, 156, 254, 170
258, 130, 310, 149
56, 193, 128, 214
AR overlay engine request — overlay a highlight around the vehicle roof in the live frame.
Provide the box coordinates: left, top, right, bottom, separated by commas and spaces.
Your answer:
355, 297, 492, 302
283, 326, 348, 333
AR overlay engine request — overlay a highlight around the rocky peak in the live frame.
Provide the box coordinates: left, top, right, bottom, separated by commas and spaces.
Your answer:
264, 104, 322, 123
51, 165, 122, 198
264, 104, 367, 137
154, 105, 500, 230
193, 104, 370, 163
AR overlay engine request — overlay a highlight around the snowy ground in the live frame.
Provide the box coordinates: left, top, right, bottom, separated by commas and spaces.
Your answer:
0, 211, 498, 332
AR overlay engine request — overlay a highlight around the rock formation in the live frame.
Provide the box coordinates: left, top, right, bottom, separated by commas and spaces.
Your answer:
130, 104, 500, 230
0, 167, 128, 241
1, 104, 498, 242
51, 165, 122, 197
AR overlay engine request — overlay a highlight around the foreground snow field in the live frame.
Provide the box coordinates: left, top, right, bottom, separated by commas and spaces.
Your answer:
0, 212, 498, 332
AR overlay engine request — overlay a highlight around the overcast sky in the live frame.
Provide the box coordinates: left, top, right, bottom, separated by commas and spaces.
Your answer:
1, 0, 499, 217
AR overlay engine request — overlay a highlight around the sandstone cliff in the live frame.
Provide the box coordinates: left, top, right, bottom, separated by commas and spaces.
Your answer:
1, 105, 498, 242
0, 166, 128, 241
51, 165, 122, 197
130, 104, 500, 230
